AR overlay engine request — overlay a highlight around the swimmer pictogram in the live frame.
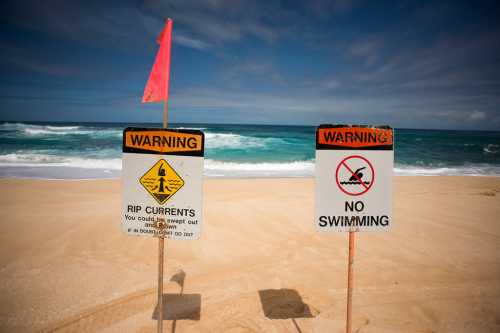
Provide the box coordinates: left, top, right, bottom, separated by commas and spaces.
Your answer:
335, 155, 375, 196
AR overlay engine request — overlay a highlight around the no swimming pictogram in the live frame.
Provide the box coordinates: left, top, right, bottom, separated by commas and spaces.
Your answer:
335, 155, 374, 196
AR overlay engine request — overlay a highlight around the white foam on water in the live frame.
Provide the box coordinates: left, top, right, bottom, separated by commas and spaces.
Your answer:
394, 164, 500, 176
24, 128, 94, 135
0, 122, 122, 137
1, 152, 499, 178
0, 153, 121, 170
204, 159, 315, 177
174, 126, 207, 130
204, 132, 285, 149
483, 144, 499, 154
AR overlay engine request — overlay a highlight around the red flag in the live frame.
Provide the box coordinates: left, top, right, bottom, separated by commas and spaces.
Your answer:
142, 19, 173, 103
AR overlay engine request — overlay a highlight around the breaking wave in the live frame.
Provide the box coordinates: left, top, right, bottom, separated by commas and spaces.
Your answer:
394, 164, 500, 176
0, 153, 121, 169
204, 159, 315, 177
0, 122, 122, 138
1, 153, 499, 178
483, 144, 499, 154
204, 133, 286, 149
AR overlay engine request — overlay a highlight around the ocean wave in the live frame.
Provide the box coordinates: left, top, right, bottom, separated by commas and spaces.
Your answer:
204, 159, 314, 177
0, 154, 499, 178
174, 126, 207, 130
23, 128, 95, 136
394, 164, 500, 176
0, 154, 314, 178
205, 133, 285, 149
483, 144, 499, 154
0, 122, 122, 138
1, 122, 80, 132
204, 161, 500, 177
0, 153, 121, 169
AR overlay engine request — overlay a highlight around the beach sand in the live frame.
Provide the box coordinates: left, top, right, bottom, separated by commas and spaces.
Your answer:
0, 177, 499, 332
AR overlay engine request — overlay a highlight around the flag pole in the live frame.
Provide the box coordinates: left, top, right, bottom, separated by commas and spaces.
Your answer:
158, 16, 171, 329
157, 99, 168, 333
143, 18, 171, 333
163, 101, 168, 128
346, 231, 355, 333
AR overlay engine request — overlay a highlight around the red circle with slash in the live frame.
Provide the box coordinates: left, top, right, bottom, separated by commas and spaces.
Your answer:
335, 155, 375, 196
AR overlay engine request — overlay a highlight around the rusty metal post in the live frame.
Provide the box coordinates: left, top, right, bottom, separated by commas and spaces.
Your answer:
346, 231, 355, 333
157, 236, 164, 333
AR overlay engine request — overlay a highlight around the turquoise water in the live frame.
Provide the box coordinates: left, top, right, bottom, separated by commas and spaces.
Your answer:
0, 122, 499, 178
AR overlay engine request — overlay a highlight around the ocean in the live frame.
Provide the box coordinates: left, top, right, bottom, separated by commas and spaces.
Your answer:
0, 122, 499, 179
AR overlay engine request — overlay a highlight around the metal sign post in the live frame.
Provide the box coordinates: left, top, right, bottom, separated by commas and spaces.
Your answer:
157, 235, 164, 333
157, 101, 168, 333
346, 231, 355, 333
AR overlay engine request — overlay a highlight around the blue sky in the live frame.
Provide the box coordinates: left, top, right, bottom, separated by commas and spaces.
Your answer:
0, 0, 499, 130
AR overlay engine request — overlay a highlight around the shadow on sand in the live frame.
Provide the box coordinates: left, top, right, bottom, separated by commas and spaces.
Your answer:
258, 289, 317, 333
152, 270, 201, 332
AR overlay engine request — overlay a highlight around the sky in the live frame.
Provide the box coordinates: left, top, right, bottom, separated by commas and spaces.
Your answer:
0, 0, 499, 130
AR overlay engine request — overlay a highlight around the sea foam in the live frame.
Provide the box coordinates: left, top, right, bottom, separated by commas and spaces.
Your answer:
204, 133, 286, 149
0, 122, 121, 137
204, 159, 315, 177
0, 153, 121, 170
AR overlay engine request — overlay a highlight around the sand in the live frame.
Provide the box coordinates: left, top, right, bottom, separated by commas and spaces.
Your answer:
0, 177, 499, 333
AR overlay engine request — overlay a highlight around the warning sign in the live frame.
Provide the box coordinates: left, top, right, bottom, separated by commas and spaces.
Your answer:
315, 125, 393, 232
122, 128, 204, 240
140, 159, 184, 204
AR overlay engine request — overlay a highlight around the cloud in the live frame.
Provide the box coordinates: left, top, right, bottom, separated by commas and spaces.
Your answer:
164, 85, 500, 129
346, 38, 383, 66
0, 0, 296, 52
1, 0, 155, 49
320, 78, 341, 90
219, 61, 285, 85
0, 42, 87, 77
346, 29, 500, 101
0, 39, 147, 81
308, 0, 361, 15
174, 33, 211, 50
469, 110, 486, 120
142, 0, 285, 45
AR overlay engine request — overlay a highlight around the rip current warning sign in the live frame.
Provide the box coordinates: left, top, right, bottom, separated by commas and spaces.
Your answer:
140, 159, 184, 205
315, 125, 394, 232
122, 128, 204, 239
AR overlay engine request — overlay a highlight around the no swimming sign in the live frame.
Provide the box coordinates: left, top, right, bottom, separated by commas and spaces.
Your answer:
315, 125, 394, 232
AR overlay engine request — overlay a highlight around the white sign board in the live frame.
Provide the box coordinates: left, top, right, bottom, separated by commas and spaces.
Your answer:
315, 125, 393, 232
122, 128, 204, 239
